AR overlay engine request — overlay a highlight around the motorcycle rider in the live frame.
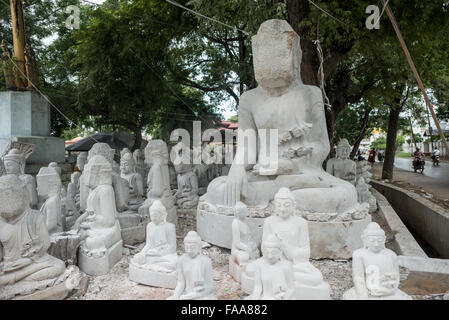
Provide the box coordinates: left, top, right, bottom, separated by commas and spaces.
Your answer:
432, 147, 440, 165
412, 147, 424, 168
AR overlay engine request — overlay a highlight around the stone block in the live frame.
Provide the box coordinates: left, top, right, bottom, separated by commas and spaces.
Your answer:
129, 264, 177, 289
0, 136, 65, 164
78, 240, 123, 276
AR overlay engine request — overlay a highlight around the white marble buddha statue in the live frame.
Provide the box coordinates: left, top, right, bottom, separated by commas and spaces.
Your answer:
66, 171, 81, 216
139, 140, 177, 224
130, 200, 177, 273
343, 222, 412, 300
3, 148, 38, 209
133, 149, 148, 189
230, 202, 260, 282
74, 155, 123, 276
120, 151, 144, 208
262, 188, 330, 299
174, 163, 199, 209
39, 171, 64, 234
0, 175, 66, 288
201, 19, 358, 219
326, 139, 357, 185
167, 231, 216, 300
247, 234, 295, 300
356, 177, 377, 213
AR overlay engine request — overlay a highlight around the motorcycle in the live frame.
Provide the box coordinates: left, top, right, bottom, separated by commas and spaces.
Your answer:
431, 154, 440, 166
413, 156, 425, 173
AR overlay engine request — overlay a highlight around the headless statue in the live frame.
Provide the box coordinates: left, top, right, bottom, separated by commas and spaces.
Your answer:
167, 231, 216, 300
0, 175, 65, 288
343, 222, 412, 300
247, 234, 295, 300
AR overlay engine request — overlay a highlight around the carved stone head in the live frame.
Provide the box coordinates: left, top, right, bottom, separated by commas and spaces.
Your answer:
150, 200, 167, 225
262, 234, 282, 265
3, 148, 25, 175
184, 230, 202, 258
362, 222, 386, 253
274, 187, 296, 219
76, 152, 88, 172
84, 155, 113, 189
252, 19, 302, 92
234, 201, 248, 220
145, 140, 169, 166
88, 143, 115, 164
337, 139, 351, 160
120, 152, 136, 175
0, 174, 29, 221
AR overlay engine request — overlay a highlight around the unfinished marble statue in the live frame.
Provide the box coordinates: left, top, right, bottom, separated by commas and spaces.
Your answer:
120, 152, 144, 208
262, 188, 330, 299
356, 177, 377, 214
74, 155, 123, 276
139, 140, 177, 225
174, 163, 199, 209
48, 162, 62, 177
2, 148, 38, 209
133, 149, 148, 189
86, 143, 129, 212
229, 202, 260, 282
66, 172, 81, 222
326, 139, 357, 185
129, 200, 178, 288
197, 19, 370, 258
38, 167, 64, 234
247, 234, 295, 300
167, 231, 216, 300
343, 222, 412, 300
0, 175, 78, 299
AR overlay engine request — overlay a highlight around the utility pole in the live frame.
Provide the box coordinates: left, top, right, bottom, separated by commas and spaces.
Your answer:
9, 0, 27, 89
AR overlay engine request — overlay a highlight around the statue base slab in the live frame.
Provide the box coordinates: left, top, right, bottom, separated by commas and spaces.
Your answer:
118, 212, 148, 245
0, 266, 81, 300
197, 202, 371, 259
129, 264, 177, 289
78, 239, 123, 276
342, 287, 412, 300
228, 256, 246, 283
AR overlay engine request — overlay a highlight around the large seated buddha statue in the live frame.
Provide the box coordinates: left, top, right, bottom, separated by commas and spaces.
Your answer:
198, 19, 369, 258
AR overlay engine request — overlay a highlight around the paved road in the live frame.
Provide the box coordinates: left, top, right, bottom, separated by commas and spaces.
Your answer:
371, 158, 449, 200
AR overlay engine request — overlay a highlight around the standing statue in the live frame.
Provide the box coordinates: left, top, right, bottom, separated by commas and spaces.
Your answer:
247, 235, 295, 300
167, 231, 216, 300
326, 139, 357, 185
76, 152, 88, 211
262, 188, 330, 299
343, 222, 412, 300
74, 155, 123, 276
174, 163, 199, 209
229, 202, 260, 282
120, 152, 144, 208
0, 175, 66, 295
129, 200, 178, 288
65, 171, 81, 222
2, 148, 38, 209
139, 140, 177, 225
133, 149, 148, 189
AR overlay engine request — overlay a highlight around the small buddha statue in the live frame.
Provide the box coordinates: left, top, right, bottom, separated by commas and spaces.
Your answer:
0, 175, 66, 288
326, 139, 357, 185
230, 202, 259, 282
343, 222, 412, 300
66, 171, 81, 217
174, 163, 199, 209
167, 231, 216, 300
356, 177, 377, 213
74, 155, 123, 276
120, 152, 144, 208
129, 201, 178, 287
39, 171, 64, 234
3, 149, 38, 209
262, 187, 330, 299
247, 235, 295, 300
139, 140, 177, 224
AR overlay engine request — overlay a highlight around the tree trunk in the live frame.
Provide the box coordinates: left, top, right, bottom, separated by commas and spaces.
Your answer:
350, 107, 371, 159
382, 106, 401, 180
10, 0, 27, 89
131, 127, 142, 151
